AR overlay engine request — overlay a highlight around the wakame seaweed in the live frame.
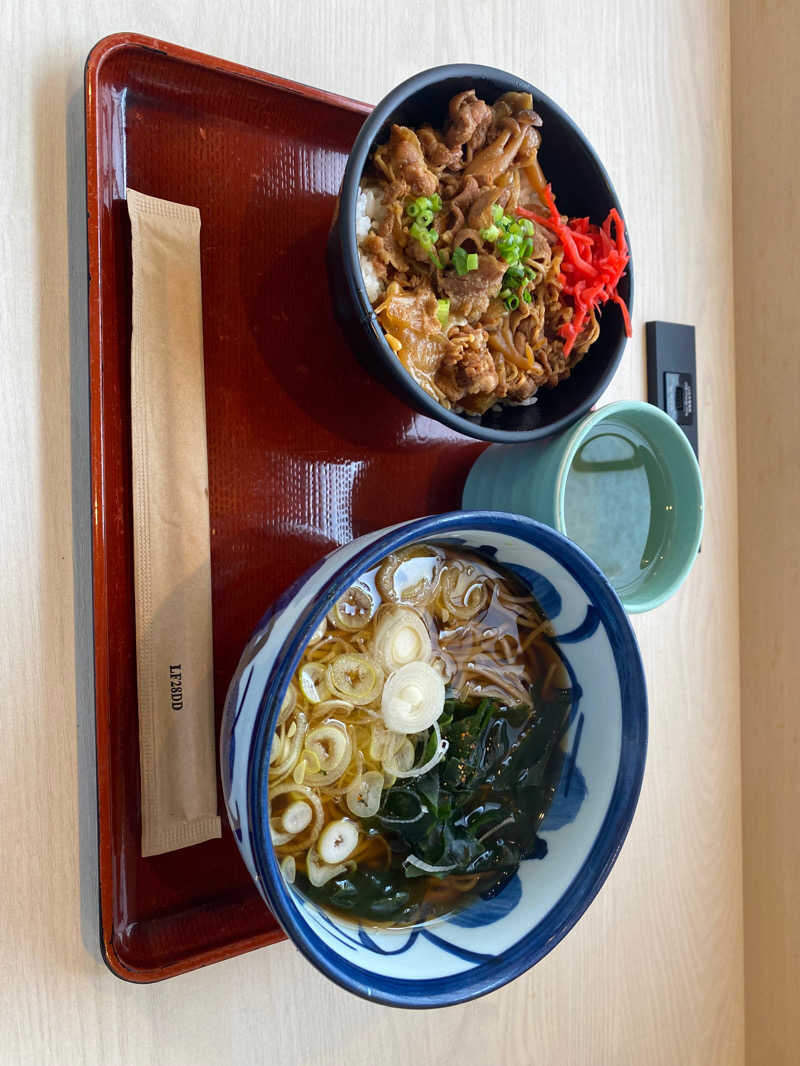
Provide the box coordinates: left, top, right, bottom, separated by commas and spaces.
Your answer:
300, 686, 571, 925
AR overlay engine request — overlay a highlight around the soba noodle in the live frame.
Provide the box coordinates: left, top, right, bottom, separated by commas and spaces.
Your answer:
267, 543, 570, 926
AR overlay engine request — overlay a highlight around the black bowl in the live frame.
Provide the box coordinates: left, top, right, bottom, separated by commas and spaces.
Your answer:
327, 64, 633, 444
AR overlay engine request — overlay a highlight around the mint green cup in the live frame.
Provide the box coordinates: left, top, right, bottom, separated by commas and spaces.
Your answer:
462, 401, 704, 612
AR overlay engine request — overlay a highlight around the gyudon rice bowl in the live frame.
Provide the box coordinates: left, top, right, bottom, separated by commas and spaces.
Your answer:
356, 88, 631, 417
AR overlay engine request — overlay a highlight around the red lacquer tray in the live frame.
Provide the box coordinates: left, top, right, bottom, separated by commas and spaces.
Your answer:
86, 33, 483, 981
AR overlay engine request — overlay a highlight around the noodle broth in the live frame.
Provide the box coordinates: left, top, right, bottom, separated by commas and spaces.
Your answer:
268, 544, 569, 928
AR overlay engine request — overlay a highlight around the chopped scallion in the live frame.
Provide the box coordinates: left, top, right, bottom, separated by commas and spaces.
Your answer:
415, 196, 431, 212
452, 246, 478, 275
491, 203, 503, 224
522, 289, 533, 303
497, 237, 518, 264
406, 202, 420, 218
418, 208, 434, 227
505, 294, 519, 311
430, 193, 442, 212
436, 299, 450, 328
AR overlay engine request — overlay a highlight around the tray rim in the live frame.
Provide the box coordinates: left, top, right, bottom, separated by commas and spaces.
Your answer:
85, 31, 371, 983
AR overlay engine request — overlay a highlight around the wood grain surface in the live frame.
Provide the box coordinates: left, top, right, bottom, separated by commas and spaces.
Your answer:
732, 3, 800, 1064
0, 2, 744, 1064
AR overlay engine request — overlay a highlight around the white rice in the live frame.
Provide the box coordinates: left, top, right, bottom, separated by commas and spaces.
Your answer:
356, 184, 386, 304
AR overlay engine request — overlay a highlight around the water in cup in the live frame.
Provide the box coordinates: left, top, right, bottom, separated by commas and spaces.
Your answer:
563, 419, 675, 597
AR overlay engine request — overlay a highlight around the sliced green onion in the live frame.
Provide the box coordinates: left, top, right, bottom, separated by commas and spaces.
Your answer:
522, 237, 533, 260
299, 662, 329, 704
452, 247, 478, 274
381, 662, 445, 734
415, 196, 431, 212
409, 221, 424, 241
330, 585, 374, 631
509, 221, 524, 237
491, 203, 503, 224
406, 202, 420, 218
428, 249, 443, 269
522, 288, 533, 303
317, 818, 359, 863
505, 294, 519, 311
430, 193, 442, 212
327, 653, 383, 705
436, 299, 450, 328
418, 208, 434, 227
519, 217, 534, 235
346, 771, 384, 819
497, 238, 519, 265
523, 265, 535, 280
499, 287, 512, 301
480, 224, 501, 243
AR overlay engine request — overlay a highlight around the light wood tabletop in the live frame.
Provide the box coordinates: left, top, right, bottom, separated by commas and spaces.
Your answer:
0, 2, 744, 1064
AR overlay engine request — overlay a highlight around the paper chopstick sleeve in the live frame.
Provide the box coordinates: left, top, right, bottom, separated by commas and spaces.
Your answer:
127, 187, 222, 856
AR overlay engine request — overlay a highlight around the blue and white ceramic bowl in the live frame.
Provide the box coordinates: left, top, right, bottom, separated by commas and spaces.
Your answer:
220, 512, 647, 1007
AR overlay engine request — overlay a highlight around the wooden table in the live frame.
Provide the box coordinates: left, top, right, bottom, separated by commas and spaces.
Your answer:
0, 2, 744, 1063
